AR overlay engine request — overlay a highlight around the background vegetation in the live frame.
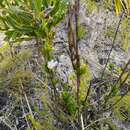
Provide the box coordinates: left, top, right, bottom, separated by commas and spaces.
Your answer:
0, 0, 130, 130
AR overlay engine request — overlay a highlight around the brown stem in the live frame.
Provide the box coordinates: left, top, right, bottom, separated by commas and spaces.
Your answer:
67, 0, 81, 128
75, 0, 80, 124
101, 12, 124, 79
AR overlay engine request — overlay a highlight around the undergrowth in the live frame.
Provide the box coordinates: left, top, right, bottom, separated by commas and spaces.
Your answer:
0, 0, 130, 130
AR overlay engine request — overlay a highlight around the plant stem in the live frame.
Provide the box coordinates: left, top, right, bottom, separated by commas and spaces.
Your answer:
20, 80, 34, 118
81, 114, 85, 130
103, 72, 130, 112
103, 59, 130, 107
67, 0, 81, 128
101, 12, 124, 79
75, 0, 81, 124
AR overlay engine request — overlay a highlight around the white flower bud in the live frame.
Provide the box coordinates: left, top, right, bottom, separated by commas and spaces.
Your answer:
47, 60, 58, 69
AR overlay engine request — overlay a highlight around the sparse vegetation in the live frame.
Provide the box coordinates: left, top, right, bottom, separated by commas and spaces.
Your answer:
0, 0, 130, 130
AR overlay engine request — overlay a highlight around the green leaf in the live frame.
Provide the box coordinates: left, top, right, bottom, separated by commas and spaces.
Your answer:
43, 0, 48, 8
8, 6, 33, 24
5, 30, 21, 40
62, 92, 77, 116
28, 0, 34, 9
78, 25, 87, 40
34, 0, 42, 13
114, 0, 122, 15
50, 0, 60, 16
6, 15, 18, 29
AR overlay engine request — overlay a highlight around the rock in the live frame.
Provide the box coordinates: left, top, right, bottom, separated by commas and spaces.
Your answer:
0, 91, 8, 110
53, 3, 129, 79
0, 123, 11, 130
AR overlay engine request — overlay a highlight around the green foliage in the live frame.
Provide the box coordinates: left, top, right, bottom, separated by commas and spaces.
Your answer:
0, 56, 14, 72
114, 0, 122, 16
0, 48, 33, 89
0, 0, 67, 41
16, 49, 32, 63
103, 118, 120, 130
108, 62, 122, 75
28, 115, 42, 130
34, 0, 43, 13
78, 25, 87, 40
86, 0, 98, 14
0, 0, 130, 130
111, 94, 130, 121
62, 92, 77, 116
42, 40, 54, 61
121, 17, 130, 52
114, 0, 130, 15
0, 42, 10, 53
103, 0, 113, 9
